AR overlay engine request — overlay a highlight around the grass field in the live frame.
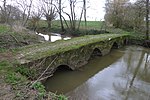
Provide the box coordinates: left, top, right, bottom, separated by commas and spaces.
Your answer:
33, 20, 103, 32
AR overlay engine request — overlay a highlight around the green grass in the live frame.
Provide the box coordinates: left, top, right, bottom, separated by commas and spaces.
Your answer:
29, 20, 103, 32
0, 60, 67, 99
0, 24, 10, 33
79, 21, 103, 30
0, 24, 44, 49
5, 72, 27, 85
0, 60, 27, 85
0, 60, 12, 71
31, 82, 46, 98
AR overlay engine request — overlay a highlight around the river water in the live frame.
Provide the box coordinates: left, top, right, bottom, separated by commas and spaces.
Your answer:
36, 32, 71, 42
44, 45, 150, 100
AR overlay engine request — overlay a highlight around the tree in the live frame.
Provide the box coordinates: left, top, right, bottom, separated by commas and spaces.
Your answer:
83, 0, 87, 28
0, 0, 23, 24
145, 0, 149, 40
40, 0, 56, 30
105, 0, 130, 28
133, 0, 145, 31
0, 0, 8, 23
29, 7, 43, 31
15, 0, 33, 26
58, 0, 65, 31
61, 0, 87, 33
68, 0, 76, 31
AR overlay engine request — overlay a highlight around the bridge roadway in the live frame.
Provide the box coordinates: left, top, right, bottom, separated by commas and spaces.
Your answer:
15, 34, 129, 79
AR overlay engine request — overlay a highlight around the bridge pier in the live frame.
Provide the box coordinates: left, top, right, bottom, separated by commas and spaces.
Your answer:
16, 34, 129, 80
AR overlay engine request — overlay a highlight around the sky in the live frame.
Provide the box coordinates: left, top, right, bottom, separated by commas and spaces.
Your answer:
86, 0, 106, 21
78, 0, 136, 21
0, 0, 136, 21
61, 0, 106, 21
62, 0, 135, 21
0, 0, 106, 21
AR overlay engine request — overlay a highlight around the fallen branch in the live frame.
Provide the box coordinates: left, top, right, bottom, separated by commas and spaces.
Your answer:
31, 56, 58, 86
9, 34, 19, 43
38, 75, 53, 82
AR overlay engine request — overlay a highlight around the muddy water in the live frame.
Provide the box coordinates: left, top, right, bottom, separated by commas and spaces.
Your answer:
44, 46, 150, 100
36, 32, 71, 42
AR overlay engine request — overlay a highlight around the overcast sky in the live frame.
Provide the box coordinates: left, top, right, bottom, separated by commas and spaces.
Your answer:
64, 0, 135, 21
0, 0, 136, 21
87, 0, 106, 21
81, 0, 136, 21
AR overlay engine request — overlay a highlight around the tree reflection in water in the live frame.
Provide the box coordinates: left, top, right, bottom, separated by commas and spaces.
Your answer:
113, 46, 150, 100
61, 46, 150, 100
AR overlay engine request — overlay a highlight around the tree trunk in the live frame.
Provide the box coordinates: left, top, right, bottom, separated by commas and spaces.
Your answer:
77, 7, 84, 30
83, 0, 87, 28
59, 0, 64, 32
47, 20, 51, 30
146, 0, 149, 40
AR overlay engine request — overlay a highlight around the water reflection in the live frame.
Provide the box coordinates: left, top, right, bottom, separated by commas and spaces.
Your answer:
44, 49, 124, 93
67, 46, 150, 100
36, 32, 71, 42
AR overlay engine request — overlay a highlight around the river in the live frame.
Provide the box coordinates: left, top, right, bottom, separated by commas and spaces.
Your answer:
44, 45, 150, 100
36, 32, 71, 42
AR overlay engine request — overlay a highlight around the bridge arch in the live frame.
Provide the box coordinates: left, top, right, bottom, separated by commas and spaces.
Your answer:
111, 42, 119, 49
90, 48, 102, 59
55, 65, 73, 73
124, 38, 128, 45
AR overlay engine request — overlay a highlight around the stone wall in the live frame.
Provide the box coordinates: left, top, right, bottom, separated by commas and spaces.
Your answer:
23, 35, 128, 79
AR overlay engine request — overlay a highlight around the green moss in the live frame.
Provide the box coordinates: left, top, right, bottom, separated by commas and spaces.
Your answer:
16, 34, 129, 62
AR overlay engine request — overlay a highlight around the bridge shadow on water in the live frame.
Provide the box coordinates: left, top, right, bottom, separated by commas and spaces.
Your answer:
56, 65, 73, 72
111, 42, 119, 49
43, 40, 127, 93
47, 42, 120, 78
89, 48, 102, 60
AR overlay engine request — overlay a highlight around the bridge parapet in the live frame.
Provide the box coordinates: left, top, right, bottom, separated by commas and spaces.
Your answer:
15, 34, 129, 79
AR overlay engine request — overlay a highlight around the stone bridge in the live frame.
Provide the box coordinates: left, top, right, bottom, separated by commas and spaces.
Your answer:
15, 34, 129, 79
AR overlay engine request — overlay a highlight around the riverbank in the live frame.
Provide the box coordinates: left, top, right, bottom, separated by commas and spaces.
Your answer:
0, 24, 149, 100
0, 24, 68, 100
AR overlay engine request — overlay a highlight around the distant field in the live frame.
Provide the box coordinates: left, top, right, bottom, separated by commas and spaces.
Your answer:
36, 20, 103, 31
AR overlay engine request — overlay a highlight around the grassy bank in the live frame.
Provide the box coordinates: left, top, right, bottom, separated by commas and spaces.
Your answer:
0, 24, 68, 99
0, 24, 45, 50
0, 23, 149, 99
0, 60, 68, 99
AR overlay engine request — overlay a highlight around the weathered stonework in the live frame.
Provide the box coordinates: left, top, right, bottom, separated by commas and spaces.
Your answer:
16, 34, 128, 79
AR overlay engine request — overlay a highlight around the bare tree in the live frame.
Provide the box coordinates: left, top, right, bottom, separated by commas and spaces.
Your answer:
145, 0, 149, 40
105, 0, 130, 28
62, 0, 85, 32
83, 0, 87, 28
133, 0, 145, 31
0, 0, 8, 23
69, 0, 76, 31
15, 0, 33, 26
77, 0, 88, 30
30, 7, 43, 31
58, 0, 65, 31
40, 0, 56, 30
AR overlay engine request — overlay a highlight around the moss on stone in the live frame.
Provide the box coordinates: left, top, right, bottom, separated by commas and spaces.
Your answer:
16, 34, 129, 63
